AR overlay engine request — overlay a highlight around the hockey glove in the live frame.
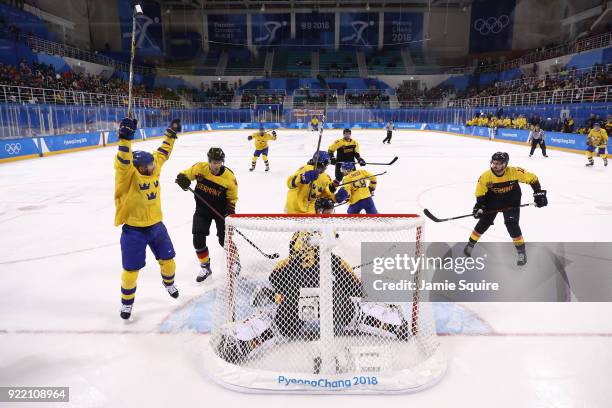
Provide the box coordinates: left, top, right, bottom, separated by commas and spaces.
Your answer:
119, 117, 137, 140
533, 190, 548, 208
300, 169, 320, 184
335, 188, 349, 203
171, 118, 182, 133
369, 187, 376, 196
272, 130, 277, 137
226, 203, 236, 216
328, 182, 337, 193
472, 200, 486, 218
358, 158, 366, 166
175, 173, 191, 190
248, 135, 253, 140
329, 156, 336, 165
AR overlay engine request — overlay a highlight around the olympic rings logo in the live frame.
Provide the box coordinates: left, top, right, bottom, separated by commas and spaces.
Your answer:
473, 15, 510, 35
4, 143, 22, 155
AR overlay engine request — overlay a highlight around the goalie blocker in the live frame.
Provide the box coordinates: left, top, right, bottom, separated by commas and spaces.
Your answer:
203, 214, 445, 393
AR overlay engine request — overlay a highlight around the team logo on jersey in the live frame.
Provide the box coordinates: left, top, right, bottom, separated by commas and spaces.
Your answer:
139, 183, 150, 190
147, 192, 157, 200
473, 15, 510, 35
4, 143, 22, 155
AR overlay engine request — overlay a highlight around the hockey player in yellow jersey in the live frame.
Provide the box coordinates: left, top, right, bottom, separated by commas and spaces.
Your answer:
175, 147, 240, 282
328, 128, 366, 184
585, 122, 608, 167
310, 116, 319, 131
335, 162, 378, 214
285, 151, 336, 214
114, 118, 182, 320
248, 127, 277, 172
464, 152, 547, 266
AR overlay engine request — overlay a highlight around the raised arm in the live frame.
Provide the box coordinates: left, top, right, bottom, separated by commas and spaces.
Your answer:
114, 118, 137, 192
153, 119, 181, 167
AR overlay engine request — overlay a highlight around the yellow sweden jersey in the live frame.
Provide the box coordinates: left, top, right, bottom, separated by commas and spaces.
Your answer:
251, 131, 277, 150
114, 131, 176, 227
285, 164, 335, 214
588, 128, 608, 147
341, 169, 377, 204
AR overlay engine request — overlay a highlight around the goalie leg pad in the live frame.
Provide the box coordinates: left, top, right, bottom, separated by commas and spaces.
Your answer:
216, 312, 278, 364
349, 301, 412, 341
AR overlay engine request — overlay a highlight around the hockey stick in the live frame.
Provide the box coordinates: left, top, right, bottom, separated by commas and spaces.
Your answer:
353, 244, 399, 270
306, 74, 330, 211
337, 171, 386, 187
423, 203, 535, 223
126, 4, 143, 118
337, 157, 398, 166
186, 187, 280, 259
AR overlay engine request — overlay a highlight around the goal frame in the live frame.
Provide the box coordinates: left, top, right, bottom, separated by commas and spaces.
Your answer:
203, 213, 446, 394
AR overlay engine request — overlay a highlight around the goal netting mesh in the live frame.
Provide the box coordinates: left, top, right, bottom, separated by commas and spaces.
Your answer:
203, 214, 445, 393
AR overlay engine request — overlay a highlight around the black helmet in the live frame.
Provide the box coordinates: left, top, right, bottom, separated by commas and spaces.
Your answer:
207, 147, 225, 162
315, 198, 335, 213
343, 128, 351, 136
491, 152, 509, 165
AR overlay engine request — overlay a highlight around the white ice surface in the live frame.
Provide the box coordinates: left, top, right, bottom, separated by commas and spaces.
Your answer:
1, 129, 611, 407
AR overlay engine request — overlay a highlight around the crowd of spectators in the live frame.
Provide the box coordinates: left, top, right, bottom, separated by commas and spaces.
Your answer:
456, 63, 611, 101
396, 81, 455, 107
345, 89, 390, 108
0, 60, 180, 103
180, 83, 236, 107
293, 88, 338, 108
474, 30, 611, 74
240, 91, 285, 108
465, 111, 611, 135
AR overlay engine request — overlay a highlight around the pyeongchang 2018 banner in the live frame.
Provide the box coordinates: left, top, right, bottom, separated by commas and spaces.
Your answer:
208, 14, 247, 47
118, 0, 163, 56
469, 0, 515, 53
252, 13, 290, 47
339, 12, 378, 48
383, 12, 423, 49
295, 12, 335, 47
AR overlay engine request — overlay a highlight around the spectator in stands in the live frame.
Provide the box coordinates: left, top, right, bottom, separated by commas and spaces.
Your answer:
563, 116, 575, 133
0, 60, 184, 106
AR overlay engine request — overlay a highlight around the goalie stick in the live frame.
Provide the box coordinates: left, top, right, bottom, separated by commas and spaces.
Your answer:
423, 203, 535, 223
337, 157, 398, 166
186, 187, 280, 259
352, 244, 399, 270
306, 74, 330, 211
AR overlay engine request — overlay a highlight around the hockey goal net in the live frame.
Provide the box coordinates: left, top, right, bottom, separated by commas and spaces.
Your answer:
204, 214, 445, 393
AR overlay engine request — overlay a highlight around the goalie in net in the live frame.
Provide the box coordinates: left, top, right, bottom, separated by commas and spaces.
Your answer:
207, 201, 445, 393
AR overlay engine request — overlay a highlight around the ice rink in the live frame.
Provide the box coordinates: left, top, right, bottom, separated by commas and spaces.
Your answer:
1, 128, 612, 407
